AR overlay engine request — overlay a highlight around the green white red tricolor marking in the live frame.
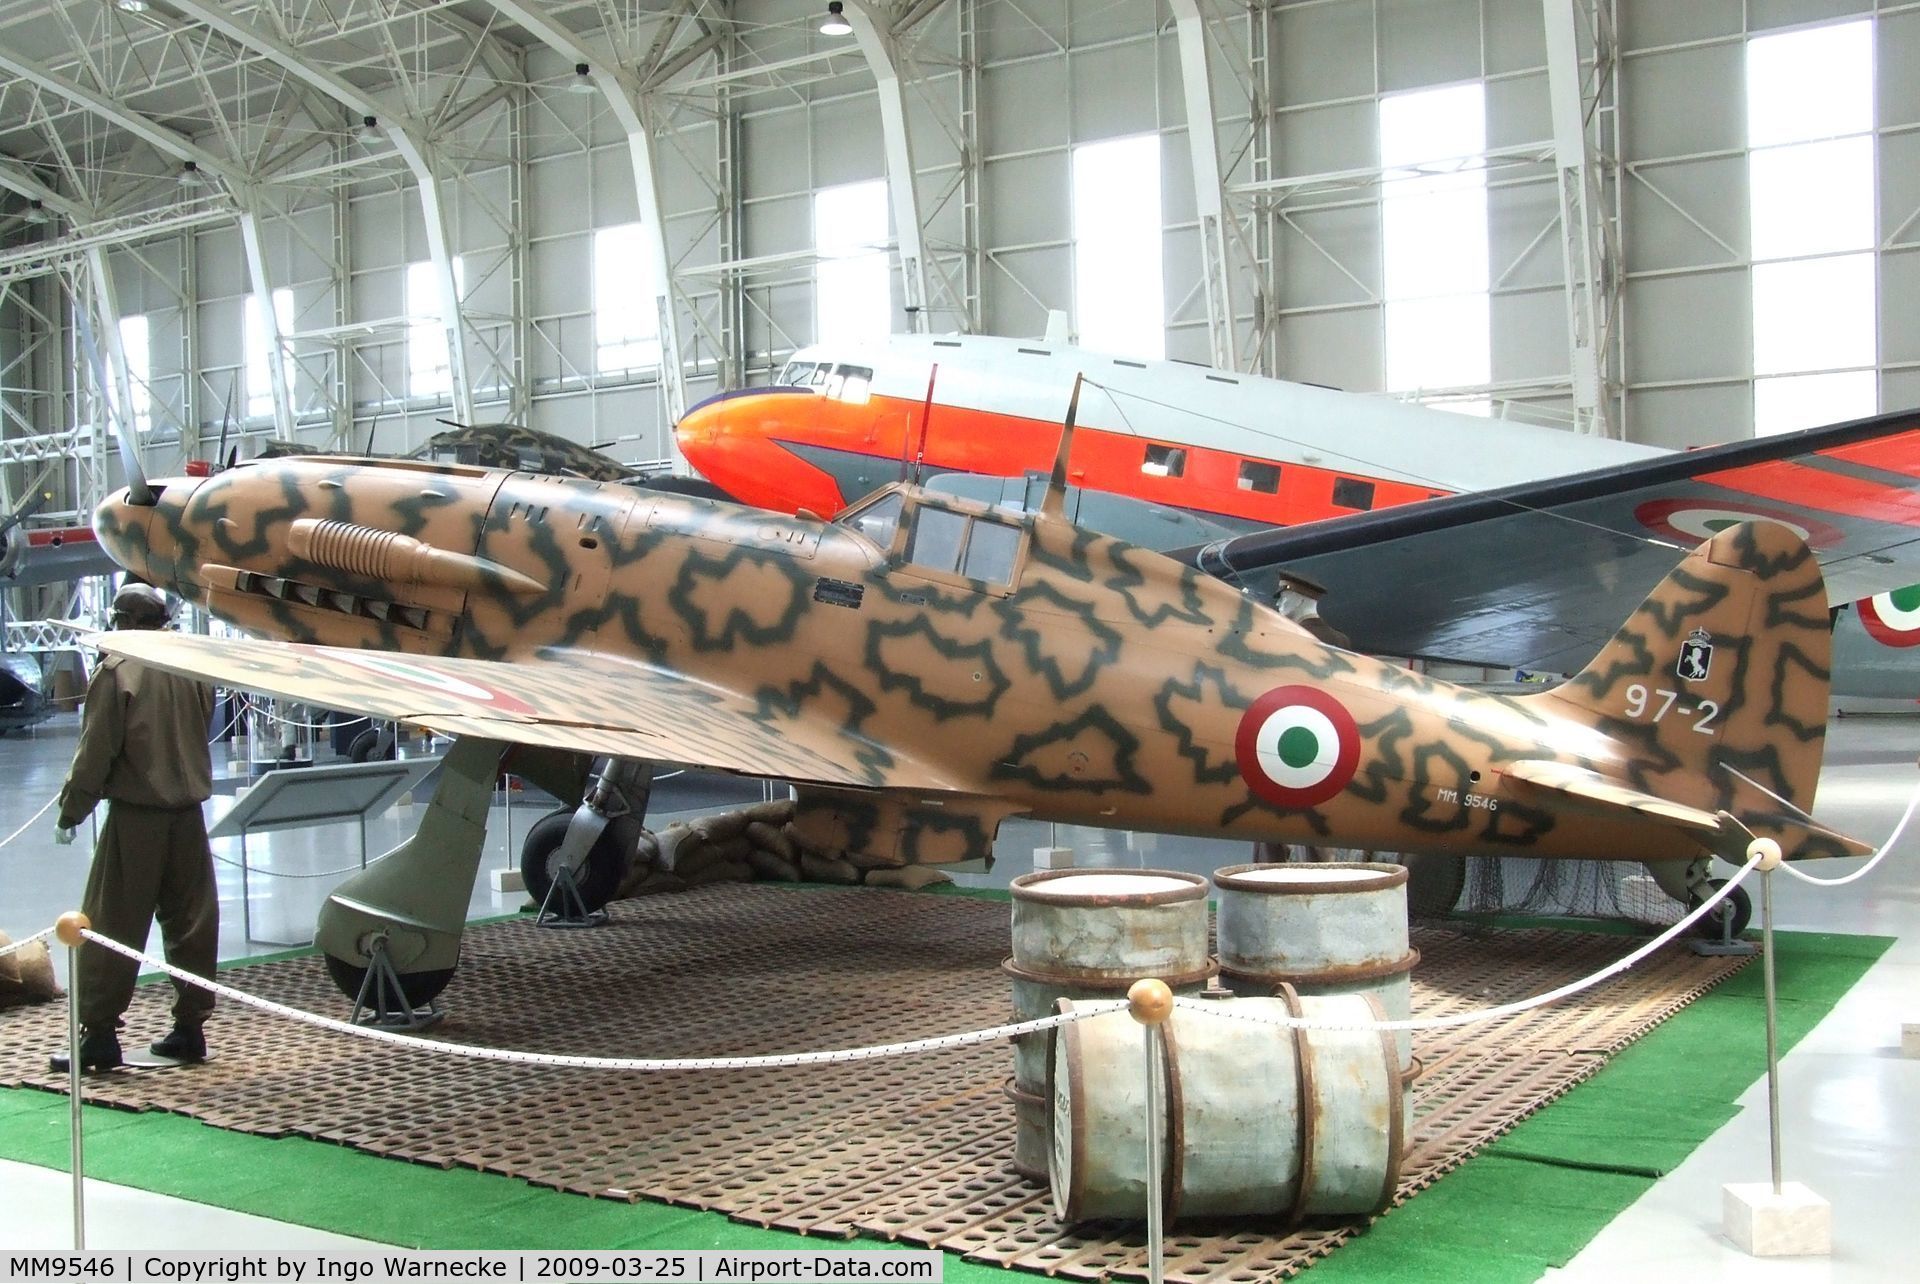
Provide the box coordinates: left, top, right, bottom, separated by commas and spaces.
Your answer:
310, 648, 538, 715
1235, 684, 1361, 809
1859, 585, 1920, 647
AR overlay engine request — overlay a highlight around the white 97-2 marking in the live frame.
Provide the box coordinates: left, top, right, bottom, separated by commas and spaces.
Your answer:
1623, 683, 1718, 735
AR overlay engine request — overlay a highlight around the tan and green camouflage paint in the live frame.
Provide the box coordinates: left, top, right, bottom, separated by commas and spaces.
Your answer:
95, 458, 1860, 870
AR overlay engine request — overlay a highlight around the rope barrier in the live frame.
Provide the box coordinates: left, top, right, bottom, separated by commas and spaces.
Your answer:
76, 927, 1124, 1070
1777, 772, 1920, 887
0, 925, 56, 958
0, 794, 60, 850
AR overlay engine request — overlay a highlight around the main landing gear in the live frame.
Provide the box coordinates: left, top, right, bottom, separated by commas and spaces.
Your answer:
520, 758, 652, 926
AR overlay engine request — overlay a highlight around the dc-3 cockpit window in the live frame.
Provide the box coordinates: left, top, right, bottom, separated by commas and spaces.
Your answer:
778, 360, 819, 387
823, 364, 874, 405
839, 491, 904, 550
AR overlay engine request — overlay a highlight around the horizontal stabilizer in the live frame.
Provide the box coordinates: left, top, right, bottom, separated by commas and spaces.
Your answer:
1500, 760, 1721, 833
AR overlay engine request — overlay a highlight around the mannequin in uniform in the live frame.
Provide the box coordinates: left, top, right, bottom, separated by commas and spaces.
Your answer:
50, 584, 217, 1072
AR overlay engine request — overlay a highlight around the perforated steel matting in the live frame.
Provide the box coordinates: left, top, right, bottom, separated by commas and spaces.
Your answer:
0, 887, 1747, 1278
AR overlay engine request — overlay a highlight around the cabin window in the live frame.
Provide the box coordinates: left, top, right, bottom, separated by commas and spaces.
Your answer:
1142, 444, 1187, 478
907, 507, 969, 574
841, 492, 904, 550
962, 520, 1020, 585
1238, 461, 1282, 493
1332, 477, 1376, 511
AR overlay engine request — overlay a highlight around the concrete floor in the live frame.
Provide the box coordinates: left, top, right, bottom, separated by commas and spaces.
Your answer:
0, 710, 1915, 1278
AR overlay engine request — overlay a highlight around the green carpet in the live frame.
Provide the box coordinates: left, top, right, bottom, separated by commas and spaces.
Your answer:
0, 928, 1890, 1281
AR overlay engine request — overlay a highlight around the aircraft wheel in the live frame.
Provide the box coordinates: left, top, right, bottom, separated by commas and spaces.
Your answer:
1690, 879, 1753, 939
520, 809, 639, 913
322, 951, 455, 1009
348, 728, 393, 763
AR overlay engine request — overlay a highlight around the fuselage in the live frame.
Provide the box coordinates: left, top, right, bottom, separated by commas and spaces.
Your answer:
96, 457, 1712, 866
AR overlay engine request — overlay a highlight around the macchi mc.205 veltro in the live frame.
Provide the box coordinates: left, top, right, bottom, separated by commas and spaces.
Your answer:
86, 411, 1881, 1007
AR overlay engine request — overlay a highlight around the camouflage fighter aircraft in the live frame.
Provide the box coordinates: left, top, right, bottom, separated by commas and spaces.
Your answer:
87, 408, 1878, 1006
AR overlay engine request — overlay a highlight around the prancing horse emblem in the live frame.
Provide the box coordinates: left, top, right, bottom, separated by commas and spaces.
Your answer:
1677, 629, 1713, 682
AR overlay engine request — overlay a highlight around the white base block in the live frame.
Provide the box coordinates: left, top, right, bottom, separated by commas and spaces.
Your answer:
489, 868, 525, 893
1903, 1022, 1920, 1057
1722, 1182, 1831, 1257
1033, 846, 1074, 870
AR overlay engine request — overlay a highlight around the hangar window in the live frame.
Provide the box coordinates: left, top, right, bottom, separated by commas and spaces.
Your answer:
245, 287, 294, 419
1238, 460, 1281, 493
594, 223, 662, 373
1747, 20, 1878, 435
1142, 444, 1186, 478
406, 257, 465, 399
1379, 84, 1490, 416
1332, 478, 1376, 511
116, 314, 152, 434
1072, 133, 1165, 360
815, 180, 891, 346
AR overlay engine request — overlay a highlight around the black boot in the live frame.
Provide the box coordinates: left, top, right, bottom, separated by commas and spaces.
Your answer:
49, 1028, 123, 1073
149, 1024, 206, 1063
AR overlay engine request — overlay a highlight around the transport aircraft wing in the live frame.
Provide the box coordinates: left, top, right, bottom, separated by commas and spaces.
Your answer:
1176, 407, 1920, 673
94, 632, 965, 796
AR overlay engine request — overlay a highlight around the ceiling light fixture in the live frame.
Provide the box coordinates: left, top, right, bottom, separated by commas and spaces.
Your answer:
24, 200, 50, 225
356, 114, 381, 142
177, 160, 204, 187
569, 63, 596, 95
820, 2, 852, 36
116, 0, 150, 13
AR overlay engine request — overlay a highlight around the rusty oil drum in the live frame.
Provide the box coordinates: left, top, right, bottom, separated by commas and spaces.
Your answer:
1005, 869, 1214, 1181
1049, 988, 1404, 1223
1212, 862, 1418, 1069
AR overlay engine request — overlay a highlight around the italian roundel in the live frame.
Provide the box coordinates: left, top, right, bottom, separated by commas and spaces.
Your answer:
1234, 684, 1360, 809
1859, 585, 1920, 647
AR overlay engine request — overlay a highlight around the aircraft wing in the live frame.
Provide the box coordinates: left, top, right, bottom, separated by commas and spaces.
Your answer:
2, 529, 118, 587
1176, 407, 1920, 672
95, 632, 961, 794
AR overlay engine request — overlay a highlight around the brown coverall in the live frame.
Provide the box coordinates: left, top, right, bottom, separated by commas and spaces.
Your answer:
56, 654, 218, 1033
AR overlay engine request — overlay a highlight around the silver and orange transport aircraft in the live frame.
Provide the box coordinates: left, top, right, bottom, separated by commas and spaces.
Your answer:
81, 375, 1916, 1005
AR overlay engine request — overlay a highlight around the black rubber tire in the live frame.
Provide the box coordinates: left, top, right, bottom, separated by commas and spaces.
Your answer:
1691, 878, 1754, 939
520, 809, 639, 913
323, 951, 456, 1009
347, 728, 393, 763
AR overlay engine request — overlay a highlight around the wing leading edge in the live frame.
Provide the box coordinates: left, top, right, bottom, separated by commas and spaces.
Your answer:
94, 631, 962, 795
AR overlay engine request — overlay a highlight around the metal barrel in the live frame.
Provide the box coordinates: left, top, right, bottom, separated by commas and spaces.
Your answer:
1006, 869, 1213, 1181
1050, 988, 1403, 1223
1213, 862, 1418, 1069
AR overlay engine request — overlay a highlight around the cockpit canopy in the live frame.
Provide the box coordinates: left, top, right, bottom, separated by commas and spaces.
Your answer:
835, 487, 1027, 595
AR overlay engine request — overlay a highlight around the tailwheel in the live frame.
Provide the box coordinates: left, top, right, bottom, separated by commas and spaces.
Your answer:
1690, 878, 1754, 940
520, 809, 639, 915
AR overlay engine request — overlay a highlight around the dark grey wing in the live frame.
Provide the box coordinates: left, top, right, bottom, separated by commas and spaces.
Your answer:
1174, 407, 1920, 672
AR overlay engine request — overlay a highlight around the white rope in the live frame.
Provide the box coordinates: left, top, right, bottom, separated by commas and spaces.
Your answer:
76, 927, 1124, 1070
1175, 852, 1765, 1034
1777, 770, 1920, 887
0, 794, 60, 849
0, 926, 56, 958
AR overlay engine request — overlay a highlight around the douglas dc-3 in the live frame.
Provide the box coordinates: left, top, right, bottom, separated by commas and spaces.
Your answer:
676, 334, 1920, 696
87, 397, 1896, 1006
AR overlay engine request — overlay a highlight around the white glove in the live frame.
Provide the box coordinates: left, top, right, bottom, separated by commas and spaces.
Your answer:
53, 825, 75, 847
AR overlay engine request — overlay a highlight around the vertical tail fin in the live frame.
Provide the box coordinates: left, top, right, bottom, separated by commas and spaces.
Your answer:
1527, 520, 1850, 854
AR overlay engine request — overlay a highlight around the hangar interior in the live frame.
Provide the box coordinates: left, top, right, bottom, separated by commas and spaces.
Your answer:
1, 0, 1918, 1279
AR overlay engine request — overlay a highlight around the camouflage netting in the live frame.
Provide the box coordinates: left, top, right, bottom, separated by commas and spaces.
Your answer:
614, 800, 954, 901
0, 931, 61, 1009
1460, 856, 1689, 925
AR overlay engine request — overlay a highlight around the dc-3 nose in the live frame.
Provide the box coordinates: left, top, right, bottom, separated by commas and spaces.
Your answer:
93, 477, 204, 598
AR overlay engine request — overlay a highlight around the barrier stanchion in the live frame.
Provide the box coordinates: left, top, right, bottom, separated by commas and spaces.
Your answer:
1128, 979, 1173, 1284
54, 910, 89, 1250
1762, 860, 1782, 1196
